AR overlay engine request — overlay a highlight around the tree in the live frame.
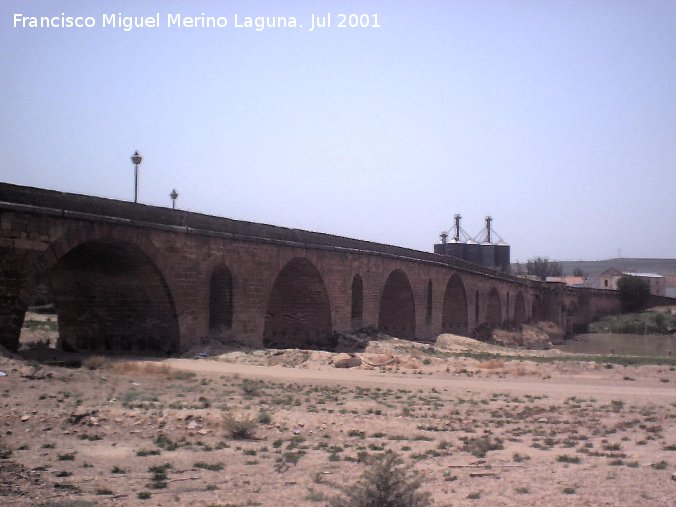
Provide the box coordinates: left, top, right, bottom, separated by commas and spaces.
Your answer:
617, 275, 651, 312
572, 267, 585, 277
526, 257, 562, 281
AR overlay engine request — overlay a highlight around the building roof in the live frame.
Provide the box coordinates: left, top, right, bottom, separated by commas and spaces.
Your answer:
546, 276, 585, 286
599, 268, 622, 277
622, 272, 663, 279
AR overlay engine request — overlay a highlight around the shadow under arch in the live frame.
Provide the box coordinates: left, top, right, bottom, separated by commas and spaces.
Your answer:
486, 287, 502, 327
441, 274, 468, 335
378, 269, 416, 339
48, 240, 179, 354
514, 292, 526, 326
263, 257, 332, 349
531, 295, 542, 321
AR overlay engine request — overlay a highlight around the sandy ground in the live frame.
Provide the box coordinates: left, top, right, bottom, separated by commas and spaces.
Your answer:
2, 329, 675, 507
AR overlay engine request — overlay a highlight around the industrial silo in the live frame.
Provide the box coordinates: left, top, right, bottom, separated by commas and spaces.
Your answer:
434, 232, 449, 255
446, 240, 466, 260
495, 241, 511, 273
465, 240, 481, 265
480, 242, 496, 269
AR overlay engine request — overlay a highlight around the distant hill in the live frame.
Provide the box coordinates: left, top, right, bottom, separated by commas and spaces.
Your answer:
512, 258, 676, 277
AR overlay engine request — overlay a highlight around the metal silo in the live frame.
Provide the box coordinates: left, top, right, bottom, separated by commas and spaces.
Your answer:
480, 242, 496, 269
465, 240, 481, 265
446, 240, 466, 260
495, 241, 511, 273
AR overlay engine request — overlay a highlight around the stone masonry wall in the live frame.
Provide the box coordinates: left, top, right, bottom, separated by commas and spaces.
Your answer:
0, 182, 632, 353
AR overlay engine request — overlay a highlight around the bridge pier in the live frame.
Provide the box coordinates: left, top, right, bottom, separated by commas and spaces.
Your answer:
0, 266, 28, 353
0, 237, 45, 352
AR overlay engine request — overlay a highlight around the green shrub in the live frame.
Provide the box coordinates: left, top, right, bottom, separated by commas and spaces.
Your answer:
257, 410, 272, 424
651, 460, 668, 470
618, 276, 651, 313
223, 413, 258, 440
194, 461, 224, 471
557, 454, 581, 464
241, 379, 261, 396
329, 451, 432, 507
460, 435, 503, 458
154, 433, 179, 451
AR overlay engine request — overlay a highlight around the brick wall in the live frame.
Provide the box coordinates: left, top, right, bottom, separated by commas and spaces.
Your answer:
0, 182, 635, 354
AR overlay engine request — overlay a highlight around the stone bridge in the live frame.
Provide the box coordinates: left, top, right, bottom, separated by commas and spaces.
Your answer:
0, 183, 624, 354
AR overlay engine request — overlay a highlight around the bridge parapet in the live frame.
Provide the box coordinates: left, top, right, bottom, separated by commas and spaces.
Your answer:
0, 183, 525, 283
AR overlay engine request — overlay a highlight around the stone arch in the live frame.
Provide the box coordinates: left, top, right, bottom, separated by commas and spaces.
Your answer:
426, 279, 433, 324
441, 274, 468, 335
486, 288, 502, 327
351, 274, 364, 327
474, 291, 480, 324
209, 265, 233, 332
48, 240, 179, 354
4, 225, 182, 354
263, 257, 332, 348
20, 225, 179, 314
378, 269, 416, 339
514, 292, 526, 326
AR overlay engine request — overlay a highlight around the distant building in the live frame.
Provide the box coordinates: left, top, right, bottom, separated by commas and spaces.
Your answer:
665, 276, 676, 298
586, 268, 623, 290
545, 275, 585, 287
622, 272, 665, 296
586, 268, 666, 296
516, 274, 543, 282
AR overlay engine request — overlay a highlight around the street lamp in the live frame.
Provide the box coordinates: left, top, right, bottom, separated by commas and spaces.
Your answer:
170, 188, 179, 209
130, 151, 143, 203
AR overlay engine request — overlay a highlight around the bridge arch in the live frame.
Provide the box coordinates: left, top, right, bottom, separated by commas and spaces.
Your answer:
263, 257, 332, 348
351, 274, 364, 328
565, 301, 577, 335
209, 265, 234, 333
378, 269, 416, 339
486, 287, 502, 327
514, 292, 526, 326
441, 274, 468, 335
48, 239, 179, 354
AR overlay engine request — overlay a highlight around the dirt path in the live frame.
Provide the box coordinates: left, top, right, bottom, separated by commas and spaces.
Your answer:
162, 358, 676, 402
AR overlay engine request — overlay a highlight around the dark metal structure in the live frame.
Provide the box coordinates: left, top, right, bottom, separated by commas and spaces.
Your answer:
434, 215, 511, 273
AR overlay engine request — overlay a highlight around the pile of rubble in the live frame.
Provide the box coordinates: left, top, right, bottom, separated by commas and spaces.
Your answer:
490, 321, 565, 350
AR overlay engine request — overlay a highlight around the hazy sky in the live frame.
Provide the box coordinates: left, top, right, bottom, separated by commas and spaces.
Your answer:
2, 1, 675, 262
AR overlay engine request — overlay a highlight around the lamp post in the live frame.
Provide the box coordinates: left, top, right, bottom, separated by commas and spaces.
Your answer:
170, 188, 178, 209
130, 151, 143, 203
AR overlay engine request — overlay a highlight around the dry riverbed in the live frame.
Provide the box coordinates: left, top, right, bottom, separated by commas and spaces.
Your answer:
1, 334, 675, 506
